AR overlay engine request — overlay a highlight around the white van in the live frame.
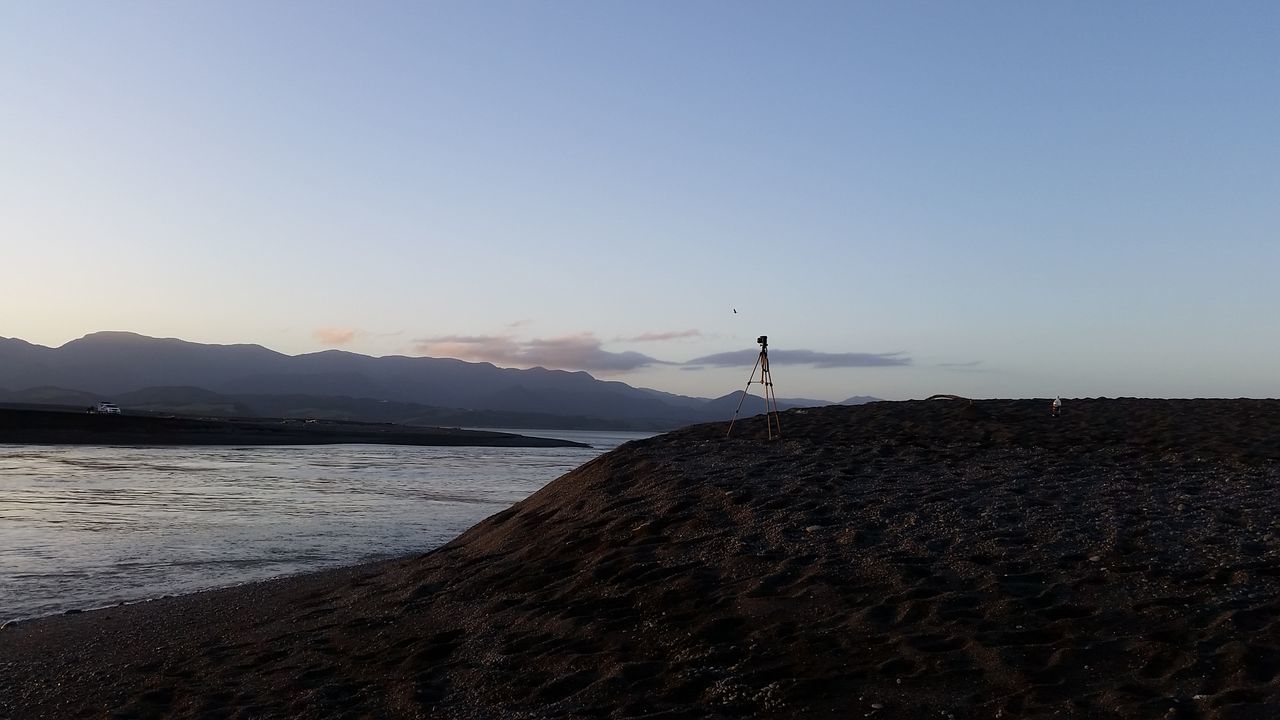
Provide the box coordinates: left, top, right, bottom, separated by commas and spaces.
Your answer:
94, 402, 122, 415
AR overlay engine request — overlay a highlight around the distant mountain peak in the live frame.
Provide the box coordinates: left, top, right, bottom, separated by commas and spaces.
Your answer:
64, 331, 286, 356
70, 330, 156, 344
841, 395, 881, 405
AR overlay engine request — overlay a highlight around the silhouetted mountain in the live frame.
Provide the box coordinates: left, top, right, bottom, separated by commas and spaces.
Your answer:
114, 386, 257, 417
230, 394, 631, 430
0, 334, 692, 428
0, 386, 102, 407
777, 397, 836, 408
701, 392, 829, 418
0, 333, 877, 429
63, 388, 631, 430
841, 395, 881, 405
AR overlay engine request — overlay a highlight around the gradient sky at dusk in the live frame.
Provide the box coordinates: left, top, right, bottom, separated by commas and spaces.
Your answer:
3, 2, 1277, 401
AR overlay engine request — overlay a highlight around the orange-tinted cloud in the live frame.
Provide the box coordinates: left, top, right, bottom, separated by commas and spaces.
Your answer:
313, 327, 358, 346
414, 333, 669, 373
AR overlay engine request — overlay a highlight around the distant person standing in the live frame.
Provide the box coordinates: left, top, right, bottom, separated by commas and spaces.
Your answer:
1051, 396, 1062, 417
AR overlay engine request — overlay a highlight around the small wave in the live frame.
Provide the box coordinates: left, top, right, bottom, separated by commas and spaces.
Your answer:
1, 432, 640, 621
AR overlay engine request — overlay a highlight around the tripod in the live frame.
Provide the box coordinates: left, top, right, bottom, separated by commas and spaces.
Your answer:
726, 335, 782, 440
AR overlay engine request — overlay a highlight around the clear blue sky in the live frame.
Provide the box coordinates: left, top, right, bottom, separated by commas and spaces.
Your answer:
3, 2, 1277, 401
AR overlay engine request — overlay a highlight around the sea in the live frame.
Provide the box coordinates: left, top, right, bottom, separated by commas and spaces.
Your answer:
0, 429, 652, 621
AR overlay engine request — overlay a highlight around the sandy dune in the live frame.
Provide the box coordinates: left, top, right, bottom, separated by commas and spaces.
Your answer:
3, 399, 1278, 718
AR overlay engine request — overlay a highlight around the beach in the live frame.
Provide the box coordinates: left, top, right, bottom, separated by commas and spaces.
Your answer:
3, 399, 1278, 718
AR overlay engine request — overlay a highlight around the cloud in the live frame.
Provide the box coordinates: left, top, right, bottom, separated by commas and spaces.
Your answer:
313, 327, 358, 346
617, 329, 703, 343
414, 333, 670, 373
414, 333, 907, 373
685, 348, 911, 368
939, 361, 982, 368
313, 327, 400, 346
415, 334, 520, 360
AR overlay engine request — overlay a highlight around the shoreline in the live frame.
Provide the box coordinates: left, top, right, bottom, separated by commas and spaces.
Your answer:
5, 553, 411, 625
5, 552, 416, 625
4, 399, 1279, 718
0, 407, 589, 448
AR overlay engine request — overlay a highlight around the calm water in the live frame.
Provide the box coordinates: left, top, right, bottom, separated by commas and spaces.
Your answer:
0, 429, 651, 621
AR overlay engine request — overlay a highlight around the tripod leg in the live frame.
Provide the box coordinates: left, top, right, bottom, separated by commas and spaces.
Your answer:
726, 351, 764, 437
762, 371, 783, 435
760, 363, 781, 440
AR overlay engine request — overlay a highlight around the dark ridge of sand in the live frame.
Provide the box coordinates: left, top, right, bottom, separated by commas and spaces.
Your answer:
0, 407, 587, 448
3, 399, 1279, 719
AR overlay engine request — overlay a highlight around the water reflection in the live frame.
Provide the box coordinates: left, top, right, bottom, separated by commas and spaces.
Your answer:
0, 429, 650, 619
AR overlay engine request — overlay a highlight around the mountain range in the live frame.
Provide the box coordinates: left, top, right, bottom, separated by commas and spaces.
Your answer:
0, 332, 878, 430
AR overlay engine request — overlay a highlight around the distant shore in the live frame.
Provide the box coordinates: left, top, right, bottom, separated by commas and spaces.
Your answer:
0, 407, 588, 448
3, 399, 1279, 718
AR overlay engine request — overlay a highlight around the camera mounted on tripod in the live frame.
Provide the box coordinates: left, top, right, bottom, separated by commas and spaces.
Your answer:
726, 333, 781, 440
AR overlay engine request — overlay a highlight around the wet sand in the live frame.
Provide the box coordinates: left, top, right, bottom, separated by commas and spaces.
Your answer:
3, 399, 1278, 718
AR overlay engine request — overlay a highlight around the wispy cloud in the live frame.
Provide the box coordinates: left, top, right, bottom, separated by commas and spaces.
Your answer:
414, 331, 908, 374
939, 361, 982, 368
415, 334, 520, 360
312, 327, 400, 346
685, 348, 911, 368
413, 333, 670, 373
313, 327, 358, 346
616, 329, 702, 343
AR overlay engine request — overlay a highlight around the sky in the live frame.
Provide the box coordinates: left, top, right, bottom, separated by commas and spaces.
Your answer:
2, 2, 1278, 401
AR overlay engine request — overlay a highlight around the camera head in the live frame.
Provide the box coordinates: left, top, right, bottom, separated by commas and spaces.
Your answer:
757, 335, 768, 348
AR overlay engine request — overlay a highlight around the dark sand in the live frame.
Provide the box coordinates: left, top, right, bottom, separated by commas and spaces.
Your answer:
3, 399, 1278, 719
0, 408, 586, 448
